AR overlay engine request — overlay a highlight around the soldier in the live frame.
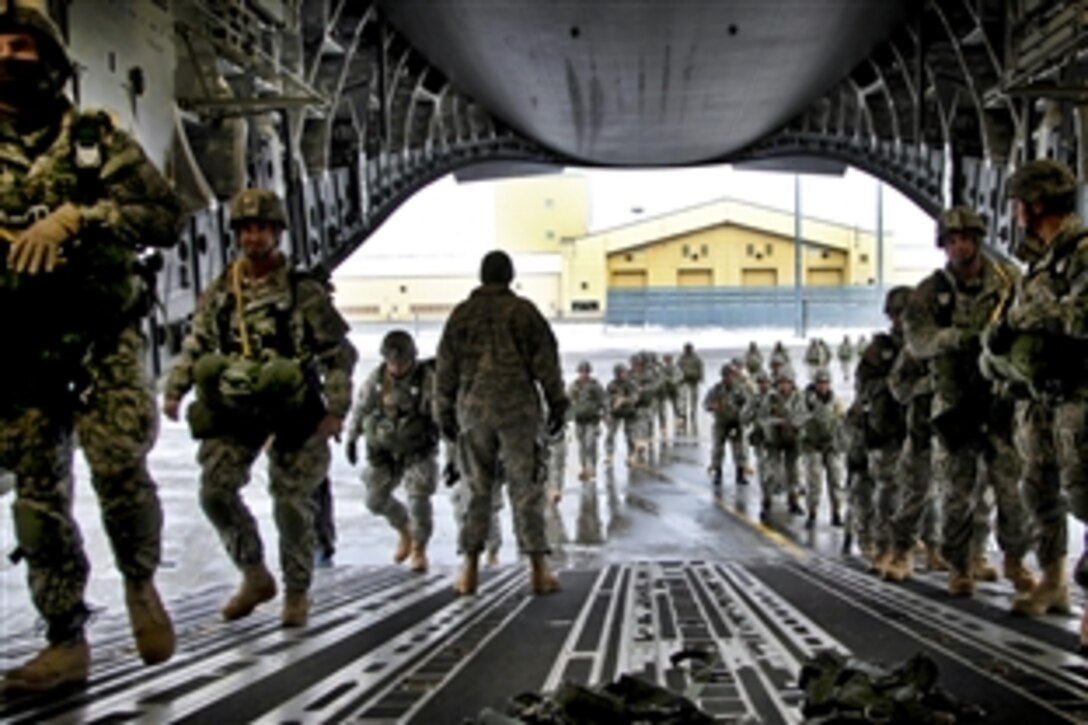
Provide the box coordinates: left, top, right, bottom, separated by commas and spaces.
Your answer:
605, 363, 638, 465
677, 342, 704, 436
743, 370, 775, 518
883, 346, 946, 579
855, 287, 911, 573
759, 369, 806, 516
800, 368, 844, 529
704, 363, 751, 486
985, 159, 1088, 632
434, 250, 568, 596
803, 339, 829, 381
569, 360, 607, 481
841, 399, 873, 556
659, 352, 681, 440
895, 206, 1032, 597
745, 341, 764, 376
163, 188, 357, 628
0, 2, 180, 690
345, 330, 438, 573
629, 353, 657, 465
837, 335, 855, 381
311, 478, 336, 567
769, 348, 796, 383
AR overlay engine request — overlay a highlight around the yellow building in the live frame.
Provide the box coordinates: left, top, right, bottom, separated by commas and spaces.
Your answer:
335, 176, 890, 322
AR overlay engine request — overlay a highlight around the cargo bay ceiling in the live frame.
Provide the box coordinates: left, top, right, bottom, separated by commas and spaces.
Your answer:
172, 0, 1085, 270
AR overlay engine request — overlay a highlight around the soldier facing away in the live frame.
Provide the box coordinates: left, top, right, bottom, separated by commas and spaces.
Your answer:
0, 2, 180, 691
434, 250, 569, 596
676, 342, 704, 436
163, 188, 357, 629
346, 330, 439, 573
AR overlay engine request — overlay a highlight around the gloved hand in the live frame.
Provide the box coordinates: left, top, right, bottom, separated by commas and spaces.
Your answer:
547, 402, 568, 438
8, 202, 82, 274
345, 436, 358, 466
985, 320, 1014, 355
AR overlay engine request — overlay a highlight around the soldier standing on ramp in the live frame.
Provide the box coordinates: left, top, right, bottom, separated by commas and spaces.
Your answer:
345, 330, 439, 573
569, 360, 607, 481
164, 188, 357, 629
435, 250, 569, 596
0, 0, 180, 691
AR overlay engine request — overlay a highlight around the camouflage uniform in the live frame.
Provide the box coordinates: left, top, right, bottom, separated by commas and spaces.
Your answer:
434, 280, 568, 559
800, 372, 844, 525
842, 401, 874, 553
903, 251, 1029, 583
743, 372, 774, 513
855, 317, 907, 561
837, 336, 855, 382
348, 357, 439, 556
448, 443, 503, 564
0, 36, 180, 672
703, 366, 751, 485
658, 354, 681, 438
605, 366, 638, 462
886, 348, 941, 559
676, 345, 704, 435
744, 342, 763, 376
630, 356, 658, 463
569, 367, 607, 477
165, 228, 356, 597
758, 376, 807, 514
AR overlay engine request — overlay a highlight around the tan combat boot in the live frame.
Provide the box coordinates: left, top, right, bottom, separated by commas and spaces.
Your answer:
409, 544, 428, 573
1003, 557, 1037, 594
882, 549, 914, 583
453, 554, 480, 595
281, 591, 309, 628
924, 545, 950, 572
393, 526, 413, 564
1012, 559, 1070, 617
4, 640, 90, 692
530, 554, 561, 595
485, 549, 500, 567
948, 567, 975, 597
577, 467, 589, 482
222, 564, 277, 621
972, 554, 999, 582
868, 547, 891, 576
124, 578, 175, 665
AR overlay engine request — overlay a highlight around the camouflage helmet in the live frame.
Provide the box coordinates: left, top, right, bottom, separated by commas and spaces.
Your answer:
0, 0, 72, 95
755, 370, 771, 385
814, 368, 832, 384
613, 362, 627, 376
229, 188, 289, 229
937, 206, 986, 247
577, 360, 592, 374
720, 362, 735, 377
1008, 159, 1077, 204
775, 369, 796, 385
884, 285, 912, 317
380, 329, 417, 365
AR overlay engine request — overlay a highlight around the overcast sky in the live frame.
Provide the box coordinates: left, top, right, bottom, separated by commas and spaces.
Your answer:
335, 165, 943, 277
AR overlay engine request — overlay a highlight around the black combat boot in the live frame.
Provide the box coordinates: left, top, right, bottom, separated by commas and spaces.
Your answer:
735, 466, 748, 486
709, 467, 722, 487
805, 514, 816, 530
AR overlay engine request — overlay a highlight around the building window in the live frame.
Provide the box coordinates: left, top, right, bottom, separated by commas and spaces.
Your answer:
546, 230, 555, 240
580, 281, 589, 290
860, 254, 869, 263
625, 253, 634, 262
746, 243, 754, 256
700, 244, 708, 256
766, 243, 773, 255
400, 285, 408, 293
544, 198, 554, 208
682, 244, 690, 257
821, 250, 830, 259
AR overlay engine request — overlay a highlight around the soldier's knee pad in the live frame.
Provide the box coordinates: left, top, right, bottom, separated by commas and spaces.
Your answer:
12, 498, 77, 564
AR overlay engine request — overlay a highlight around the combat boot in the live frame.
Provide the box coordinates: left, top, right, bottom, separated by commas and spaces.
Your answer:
1003, 556, 1037, 594
736, 466, 749, 486
868, 547, 892, 576
124, 578, 175, 665
709, 467, 722, 486
787, 497, 805, 517
830, 510, 843, 527
972, 554, 999, 582
530, 554, 561, 595
577, 467, 589, 482
947, 568, 975, 597
453, 554, 479, 595
804, 514, 816, 531
485, 549, 500, 567
1012, 559, 1070, 617
281, 591, 309, 628
924, 545, 950, 572
409, 544, 428, 573
882, 549, 914, 583
393, 526, 413, 564
3, 639, 90, 693
1074, 551, 1088, 589
222, 564, 277, 621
